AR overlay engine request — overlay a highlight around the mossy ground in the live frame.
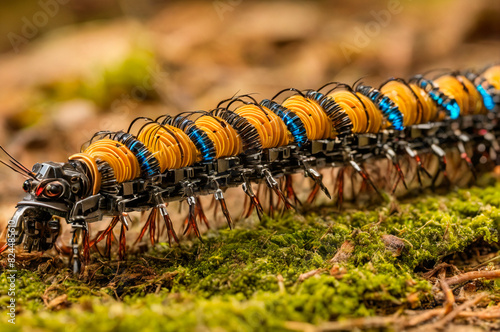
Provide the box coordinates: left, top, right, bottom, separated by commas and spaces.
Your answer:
1, 180, 500, 331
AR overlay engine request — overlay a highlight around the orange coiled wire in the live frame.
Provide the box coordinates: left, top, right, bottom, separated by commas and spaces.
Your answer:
136, 123, 199, 172
326, 90, 382, 133
68, 153, 101, 195
83, 139, 140, 183
460, 75, 485, 114
408, 83, 440, 123
234, 104, 289, 148
435, 75, 484, 115
483, 65, 500, 90
327, 90, 367, 133
281, 95, 333, 139
195, 115, 242, 158
380, 80, 419, 126
380, 80, 440, 125
356, 93, 383, 132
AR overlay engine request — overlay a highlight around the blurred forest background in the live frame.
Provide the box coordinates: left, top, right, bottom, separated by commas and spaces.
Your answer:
0, 0, 499, 213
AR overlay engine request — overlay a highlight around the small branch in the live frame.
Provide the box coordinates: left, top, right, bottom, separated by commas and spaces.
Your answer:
318, 316, 396, 331
415, 220, 434, 233
422, 262, 459, 279
404, 308, 444, 327
319, 225, 334, 241
277, 274, 285, 293
458, 310, 500, 320
445, 270, 500, 286
284, 321, 317, 332
298, 268, 324, 282
307, 299, 496, 332
403, 307, 500, 327
425, 293, 487, 330
440, 278, 454, 315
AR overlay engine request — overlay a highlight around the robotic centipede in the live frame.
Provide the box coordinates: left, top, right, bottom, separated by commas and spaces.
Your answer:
1, 65, 500, 273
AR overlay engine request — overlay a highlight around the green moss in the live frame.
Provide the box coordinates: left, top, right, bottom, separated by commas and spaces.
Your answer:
1, 181, 499, 331
75, 47, 159, 108
0, 271, 46, 312
42, 46, 158, 108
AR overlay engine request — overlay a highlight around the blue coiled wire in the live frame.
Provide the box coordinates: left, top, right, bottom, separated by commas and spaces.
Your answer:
260, 99, 308, 147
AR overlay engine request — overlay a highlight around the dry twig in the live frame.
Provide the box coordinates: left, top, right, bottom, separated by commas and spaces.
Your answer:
318, 316, 396, 331
298, 268, 325, 282
424, 293, 487, 330
440, 277, 455, 315
422, 262, 459, 279
445, 270, 500, 286
404, 308, 444, 327
277, 274, 285, 293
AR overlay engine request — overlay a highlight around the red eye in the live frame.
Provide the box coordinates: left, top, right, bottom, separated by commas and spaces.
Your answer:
35, 186, 44, 197
44, 182, 64, 198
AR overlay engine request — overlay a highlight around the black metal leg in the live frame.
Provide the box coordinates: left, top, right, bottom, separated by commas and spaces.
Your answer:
70, 226, 81, 274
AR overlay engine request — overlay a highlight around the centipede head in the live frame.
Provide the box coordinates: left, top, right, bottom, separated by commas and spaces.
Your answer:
8, 160, 91, 252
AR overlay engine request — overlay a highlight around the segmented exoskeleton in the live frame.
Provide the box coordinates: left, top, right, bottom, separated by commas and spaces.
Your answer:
1, 64, 500, 273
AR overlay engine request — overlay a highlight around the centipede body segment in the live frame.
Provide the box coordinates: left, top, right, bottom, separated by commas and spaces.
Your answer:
1, 64, 500, 273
